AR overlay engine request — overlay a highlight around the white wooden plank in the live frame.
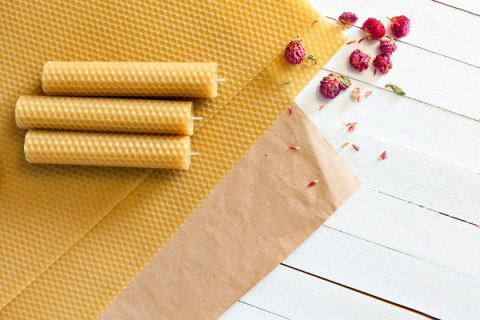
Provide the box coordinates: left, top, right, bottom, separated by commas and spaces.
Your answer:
220, 301, 287, 320
434, 0, 480, 15
295, 69, 480, 173
320, 27, 480, 121
324, 186, 480, 280
238, 265, 427, 320
310, 0, 480, 66
304, 115, 480, 224
283, 227, 480, 319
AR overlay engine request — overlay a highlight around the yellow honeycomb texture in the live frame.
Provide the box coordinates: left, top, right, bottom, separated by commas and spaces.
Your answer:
16, 96, 194, 135
0, 19, 347, 319
42, 62, 218, 98
25, 131, 191, 169
0, 0, 321, 310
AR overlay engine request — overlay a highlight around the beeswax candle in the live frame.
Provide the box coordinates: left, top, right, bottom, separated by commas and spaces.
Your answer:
42, 62, 217, 98
25, 130, 191, 169
16, 96, 194, 135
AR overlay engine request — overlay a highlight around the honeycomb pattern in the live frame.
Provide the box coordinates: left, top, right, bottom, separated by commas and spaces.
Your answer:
25, 130, 191, 169
0, 19, 347, 319
0, 0, 321, 309
15, 96, 194, 135
42, 62, 218, 98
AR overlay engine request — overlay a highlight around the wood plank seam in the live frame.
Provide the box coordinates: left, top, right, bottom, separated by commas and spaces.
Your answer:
430, 0, 480, 17
236, 301, 290, 320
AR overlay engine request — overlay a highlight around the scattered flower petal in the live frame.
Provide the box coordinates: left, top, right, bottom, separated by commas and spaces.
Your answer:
288, 146, 300, 150
379, 150, 388, 160
342, 142, 349, 147
288, 106, 293, 115
385, 83, 406, 95
346, 40, 357, 45
319, 104, 325, 111
345, 122, 357, 132
307, 55, 318, 65
312, 19, 319, 25
352, 144, 360, 151
281, 81, 291, 85
352, 87, 361, 102
365, 91, 372, 98
308, 180, 318, 187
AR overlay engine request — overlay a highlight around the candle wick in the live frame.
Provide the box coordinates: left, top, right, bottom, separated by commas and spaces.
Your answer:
192, 117, 203, 120
216, 78, 226, 82
190, 152, 200, 155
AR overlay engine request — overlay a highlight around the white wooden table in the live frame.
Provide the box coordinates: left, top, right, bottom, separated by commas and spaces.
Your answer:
220, 1, 480, 319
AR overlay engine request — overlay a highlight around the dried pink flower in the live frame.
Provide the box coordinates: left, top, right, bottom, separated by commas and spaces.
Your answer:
365, 91, 372, 98
345, 122, 357, 132
337, 12, 358, 29
308, 180, 318, 187
389, 15, 411, 38
352, 88, 361, 102
359, 18, 386, 43
284, 37, 306, 65
379, 151, 388, 160
352, 144, 360, 151
350, 49, 371, 72
319, 73, 351, 99
288, 146, 300, 150
373, 54, 393, 75
379, 37, 397, 55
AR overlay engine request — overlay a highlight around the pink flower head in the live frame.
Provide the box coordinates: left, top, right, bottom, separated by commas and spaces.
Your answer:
337, 12, 358, 29
284, 37, 306, 65
389, 15, 410, 38
349, 49, 371, 72
379, 37, 397, 55
373, 54, 393, 75
319, 73, 351, 99
359, 18, 386, 43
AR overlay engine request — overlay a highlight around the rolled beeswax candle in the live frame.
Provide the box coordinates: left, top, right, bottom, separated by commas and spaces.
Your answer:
42, 62, 217, 98
25, 130, 191, 169
15, 96, 194, 135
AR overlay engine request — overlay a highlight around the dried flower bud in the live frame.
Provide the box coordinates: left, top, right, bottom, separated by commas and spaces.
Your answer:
319, 73, 351, 99
373, 54, 393, 75
389, 15, 411, 38
308, 180, 318, 187
359, 18, 386, 43
352, 144, 360, 151
337, 12, 358, 29
284, 37, 307, 65
379, 37, 397, 55
350, 49, 371, 72
352, 88, 361, 102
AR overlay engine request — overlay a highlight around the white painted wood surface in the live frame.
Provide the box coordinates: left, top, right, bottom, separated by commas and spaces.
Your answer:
221, 0, 480, 319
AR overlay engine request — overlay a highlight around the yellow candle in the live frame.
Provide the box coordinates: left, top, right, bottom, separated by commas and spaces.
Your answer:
15, 96, 194, 135
25, 130, 191, 169
42, 62, 217, 98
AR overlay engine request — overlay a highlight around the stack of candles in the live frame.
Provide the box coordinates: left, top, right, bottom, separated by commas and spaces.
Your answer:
16, 62, 218, 170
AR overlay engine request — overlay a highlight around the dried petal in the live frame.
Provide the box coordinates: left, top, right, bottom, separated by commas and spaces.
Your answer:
307, 55, 318, 65
385, 83, 406, 95
379, 150, 388, 160
342, 142, 349, 147
312, 19, 319, 25
345, 122, 357, 132
308, 180, 318, 187
352, 87, 361, 102
288, 146, 300, 150
319, 104, 325, 111
282, 81, 291, 85
365, 91, 372, 98
352, 144, 360, 151
288, 106, 293, 115
346, 40, 357, 45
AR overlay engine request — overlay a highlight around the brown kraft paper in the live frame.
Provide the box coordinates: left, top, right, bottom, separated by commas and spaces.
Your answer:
98, 102, 361, 320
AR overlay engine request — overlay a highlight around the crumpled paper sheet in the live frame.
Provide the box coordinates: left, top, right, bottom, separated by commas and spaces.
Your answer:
0, 17, 348, 319
0, 0, 319, 310
98, 103, 361, 320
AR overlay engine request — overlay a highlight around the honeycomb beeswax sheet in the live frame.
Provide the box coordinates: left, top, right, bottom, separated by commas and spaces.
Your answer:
98, 103, 361, 320
0, 0, 321, 309
0, 18, 348, 319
